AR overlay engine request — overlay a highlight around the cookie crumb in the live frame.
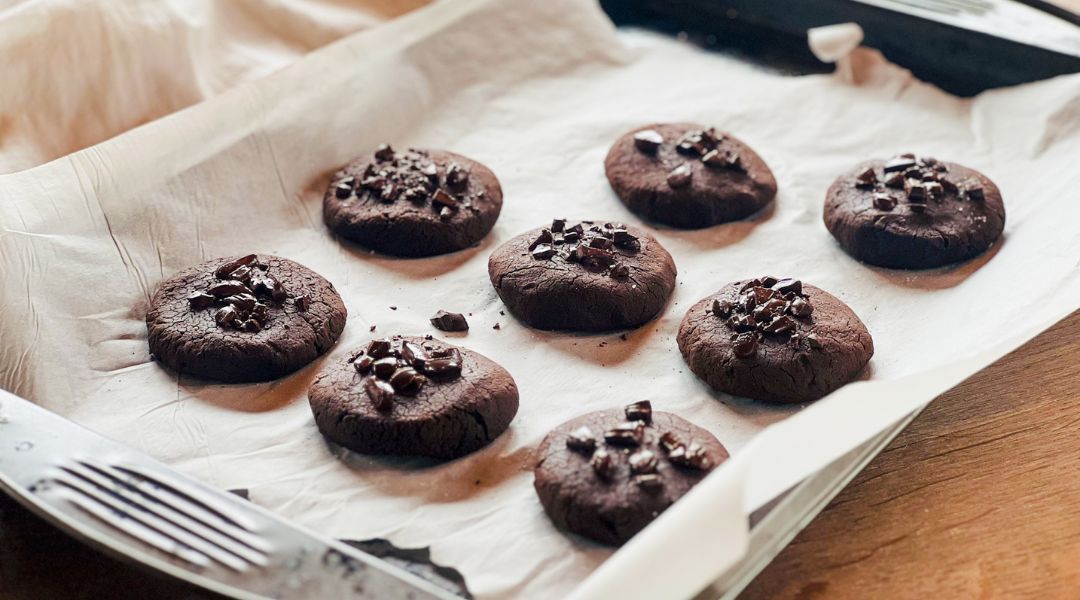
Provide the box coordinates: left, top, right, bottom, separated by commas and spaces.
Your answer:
370, 325, 377, 332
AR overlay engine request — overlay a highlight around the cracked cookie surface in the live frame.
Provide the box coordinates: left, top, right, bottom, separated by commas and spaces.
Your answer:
323, 146, 502, 257
488, 221, 677, 332
534, 405, 728, 546
604, 123, 776, 229
824, 155, 1005, 269
146, 254, 346, 382
678, 279, 873, 403
308, 336, 519, 459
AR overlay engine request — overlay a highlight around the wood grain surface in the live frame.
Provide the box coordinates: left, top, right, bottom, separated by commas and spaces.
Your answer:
0, 311, 1077, 599
740, 310, 1080, 600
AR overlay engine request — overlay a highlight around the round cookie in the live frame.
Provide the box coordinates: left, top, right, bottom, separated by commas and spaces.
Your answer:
678, 277, 873, 404
146, 254, 346, 382
534, 403, 728, 546
488, 220, 677, 331
308, 336, 519, 459
604, 123, 777, 229
824, 154, 1005, 269
323, 145, 503, 257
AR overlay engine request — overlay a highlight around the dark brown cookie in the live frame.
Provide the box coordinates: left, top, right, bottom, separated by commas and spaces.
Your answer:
604, 123, 777, 229
323, 145, 503, 257
824, 154, 1005, 269
487, 220, 677, 332
534, 403, 728, 546
146, 254, 346, 382
308, 336, 519, 459
678, 277, 873, 403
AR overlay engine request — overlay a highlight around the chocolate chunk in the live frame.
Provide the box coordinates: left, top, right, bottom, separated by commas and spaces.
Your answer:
431, 189, 458, 210
873, 193, 897, 211
906, 181, 927, 203
353, 355, 374, 374
438, 206, 454, 220
883, 171, 905, 189
529, 229, 554, 251
884, 156, 917, 173
666, 164, 692, 188
590, 448, 613, 480
362, 176, 386, 192
669, 441, 711, 470
659, 431, 685, 454
566, 426, 597, 454
624, 400, 652, 423
241, 319, 261, 333
334, 182, 353, 199
419, 357, 462, 380
566, 223, 584, 238
772, 278, 802, 295
372, 357, 399, 380
214, 306, 239, 328
756, 276, 778, 288
294, 294, 310, 312
966, 186, 985, 202
378, 183, 399, 203
400, 341, 427, 366
728, 313, 758, 332
611, 229, 638, 249
445, 163, 469, 190
924, 181, 944, 199
374, 144, 395, 162
366, 339, 393, 359
214, 254, 257, 279
589, 237, 613, 250
634, 474, 663, 492
701, 149, 726, 167
855, 168, 878, 188
363, 376, 395, 411
609, 263, 630, 279
430, 310, 469, 332
402, 187, 427, 204
224, 293, 256, 312
632, 129, 663, 154
753, 286, 777, 305
251, 302, 270, 321
628, 450, 658, 474
575, 246, 616, 269
389, 367, 424, 395
909, 203, 927, 213
763, 315, 797, 335
551, 219, 566, 233
187, 291, 215, 310
939, 179, 959, 195
604, 421, 644, 446
788, 297, 813, 318
208, 282, 248, 298
531, 244, 555, 260
732, 332, 757, 358
712, 298, 733, 317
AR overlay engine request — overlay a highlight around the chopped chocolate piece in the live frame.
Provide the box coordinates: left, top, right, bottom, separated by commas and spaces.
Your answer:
907, 181, 927, 203
372, 357, 399, 380
659, 431, 685, 454
251, 303, 270, 321
550, 219, 566, 234
575, 245, 616, 270
629, 449, 658, 474
758, 275, 779, 288
438, 206, 454, 220
712, 298, 733, 317
400, 341, 427, 366
334, 183, 353, 199
566, 426, 597, 453
624, 400, 652, 423
753, 286, 777, 305
805, 333, 823, 348
763, 315, 797, 335
366, 339, 393, 359
788, 297, 813, 318
701, 149, 726, 167
634, 474, 663, 491
611, 229, 638, 248
363, 376, 395, 411
728, 313, 758, 332
732, 332, 758, 358
884, 156, 917, 173
431, 188, 458, 210
632, 129, 663, 154
378, 183, 400, 203
362, 176, 386, 192
420, 162, 438, 178
430, 310, 469, 332
374, 144, 395, 162
402, 187, 427, 204
208, 282, 248, 298
214, 254, 257, 279
966, 186, 985, 202
609, 263, 630, 279
925, 181, 944, 199
873, 193, 897, 211
241, 319, 261, 333
389, 367, 424, 395
529, 229, 554, 251
939, 178, 959, 195
855, 167, 878, 188
531, 244, 555, 260
883, 171, 905, 189
604, 421, 644, 446
670, 441, 711, 470
445, 163, 469, 190
589, 236, 613, 250
419, 357, 462, 379
294, 294, 309, 311
353, 355, 374, 374
224, 294, 256, 312
666, 164, 692, 188
566, 223, 584, 238
591, 448, 613, 480
187, 291, 215, 310
909, 203, 927, 213
771, 278, 801, 295
214, 306, 239, 328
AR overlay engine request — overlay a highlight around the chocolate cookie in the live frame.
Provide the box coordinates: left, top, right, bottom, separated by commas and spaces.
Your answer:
487, 220, 677, 331
604, 123, 777, 229
678, 277, 873, 403
308, 336, 519, 459
146, 254, 346, 382
824, 154, 1005, 269
533, 403, 728, 546
323, 145, 503, 257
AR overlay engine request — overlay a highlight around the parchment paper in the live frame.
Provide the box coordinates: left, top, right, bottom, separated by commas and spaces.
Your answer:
1, 0, 1078, 598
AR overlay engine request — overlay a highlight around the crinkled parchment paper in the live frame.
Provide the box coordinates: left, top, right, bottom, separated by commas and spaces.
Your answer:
1, 0, 1078, 598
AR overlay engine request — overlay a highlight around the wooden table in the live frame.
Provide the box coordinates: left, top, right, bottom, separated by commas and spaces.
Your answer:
1, 311, 1077, 599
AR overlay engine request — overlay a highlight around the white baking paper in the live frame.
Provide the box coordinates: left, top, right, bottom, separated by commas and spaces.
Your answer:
1, 1, 1078, 599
